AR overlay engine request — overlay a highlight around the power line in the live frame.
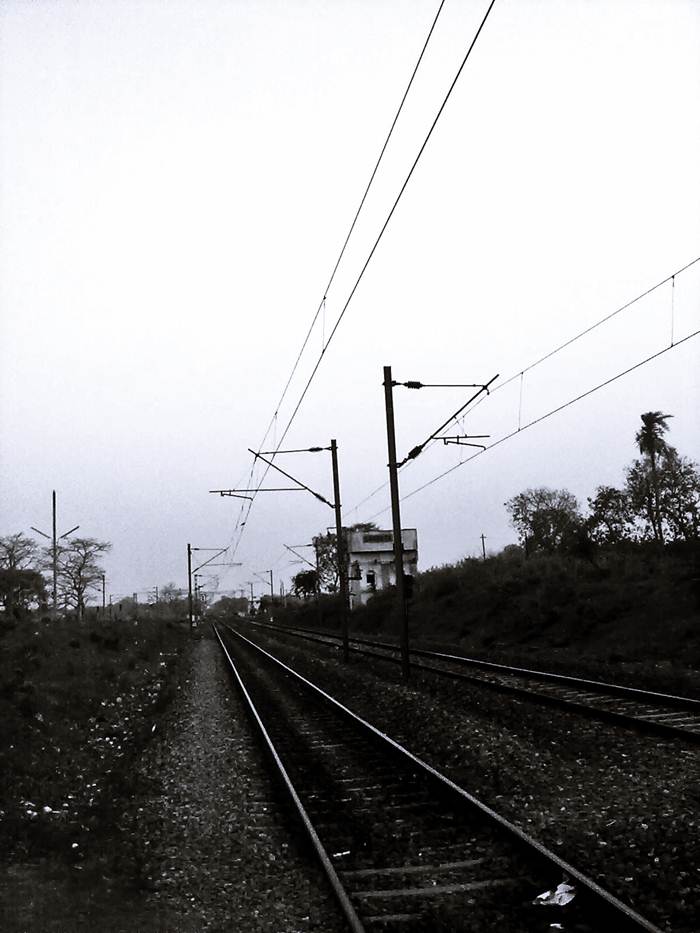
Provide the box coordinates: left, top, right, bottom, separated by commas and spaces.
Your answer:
362, 327, 700, 520
229, 0, 494, 556
348, 253, 700, 515
253, 0, 449, 455
479, 254, 700, 403
274, 0, 499, 451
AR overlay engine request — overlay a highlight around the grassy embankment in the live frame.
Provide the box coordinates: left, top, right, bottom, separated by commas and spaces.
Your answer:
0, 616, 189, 864
270, 543, 700, 693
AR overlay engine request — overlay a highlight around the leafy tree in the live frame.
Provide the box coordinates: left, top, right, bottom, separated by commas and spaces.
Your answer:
312, 533, 340, 592
586, 485, 636, 545
206, 595, 248, 618
626, 450, 700, 543
311, 522, 379, 593
0, 569, 47, 616
505, 487, 582, 554
635, 411, 674, 543
159, 582, 184, 603
113, 596, 137, 620
136, 582, 189, 622
52, 537, 111, 621
292, 569, 318, 599
660, 453, 700, 541
0, 532, 45, 616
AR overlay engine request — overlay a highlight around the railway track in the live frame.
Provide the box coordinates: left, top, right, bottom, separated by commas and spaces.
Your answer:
247, 620, 700, 744
214, 622, 663, 932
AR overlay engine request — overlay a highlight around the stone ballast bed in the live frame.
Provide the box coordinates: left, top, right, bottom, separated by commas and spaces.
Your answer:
234, 622, 699, 933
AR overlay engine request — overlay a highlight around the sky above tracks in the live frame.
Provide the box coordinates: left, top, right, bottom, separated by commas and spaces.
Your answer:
1, 0, 699, 602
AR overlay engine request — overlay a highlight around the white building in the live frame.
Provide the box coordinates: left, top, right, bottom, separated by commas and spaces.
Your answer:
346, 528, 418, 608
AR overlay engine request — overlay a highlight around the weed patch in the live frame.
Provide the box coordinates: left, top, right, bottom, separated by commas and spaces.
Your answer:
0, 617, 188, 863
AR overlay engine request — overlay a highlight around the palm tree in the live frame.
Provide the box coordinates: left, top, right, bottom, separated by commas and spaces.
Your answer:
635, 411, 673, 543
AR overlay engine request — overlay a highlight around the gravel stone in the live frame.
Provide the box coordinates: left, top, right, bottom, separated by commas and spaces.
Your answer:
237, 623, 699, 933
124, 635, 345, 932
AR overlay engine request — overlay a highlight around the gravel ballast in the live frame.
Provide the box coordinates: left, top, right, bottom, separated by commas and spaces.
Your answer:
122, 634, 346, 932
233, 621, 700, 933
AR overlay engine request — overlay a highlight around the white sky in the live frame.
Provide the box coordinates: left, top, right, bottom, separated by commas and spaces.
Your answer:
1, 0, 699, 602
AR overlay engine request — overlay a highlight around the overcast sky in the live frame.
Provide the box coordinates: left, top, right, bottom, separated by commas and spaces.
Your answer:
1, 0, 699, 603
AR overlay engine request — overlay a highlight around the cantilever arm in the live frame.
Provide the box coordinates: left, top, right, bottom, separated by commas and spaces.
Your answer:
248, 449, 334, 508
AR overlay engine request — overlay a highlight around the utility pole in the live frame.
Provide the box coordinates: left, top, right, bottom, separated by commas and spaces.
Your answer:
383, 366, 410, 680
481, 533, 487, 561
52, 491, 57, 619
232, 441, 350, 656
31, 490, 79, 623
108, 594, 113, 621
187, 545, 231, 626
187, 543, 193, 628
269, 569, 274, 598
101, 574, 106, 617
331, 438, 349, 662
194, 574, 200, 622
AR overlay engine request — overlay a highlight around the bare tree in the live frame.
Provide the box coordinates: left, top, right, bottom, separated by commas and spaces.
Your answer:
0, 533, 39, 572
53, 537, 111, 622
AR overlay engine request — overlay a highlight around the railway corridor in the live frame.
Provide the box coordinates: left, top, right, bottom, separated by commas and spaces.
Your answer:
225, 621, 699, 933
215, 624, 689, 932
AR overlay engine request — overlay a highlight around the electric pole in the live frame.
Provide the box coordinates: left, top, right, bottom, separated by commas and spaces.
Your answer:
187, 543, 193, 628
102, 573, 106, 617
383, 366, 410, 680
481, 533, 487, 561
31, 490, 79, 622
331, 438, 350, 663
231, 440, 350, 657
52, 491, 57, 618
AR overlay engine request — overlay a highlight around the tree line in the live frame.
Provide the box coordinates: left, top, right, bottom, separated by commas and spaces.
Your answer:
505, 411, 700, 555
0, 534, 110, 621
289, 412, 698, 602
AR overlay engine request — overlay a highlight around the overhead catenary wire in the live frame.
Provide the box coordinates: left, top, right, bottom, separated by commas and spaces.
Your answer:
347, 253, 700, 515
361, 327, 700, 521
273, 0, 499, 451
244, 0, 450, 468
229, 0, 496, 558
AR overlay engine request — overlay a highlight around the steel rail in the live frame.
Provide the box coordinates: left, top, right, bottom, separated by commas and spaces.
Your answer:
247, 620, 700, 744
261, 620, 700, 708
219, 622, 663, 932
212, 624, 366, 932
